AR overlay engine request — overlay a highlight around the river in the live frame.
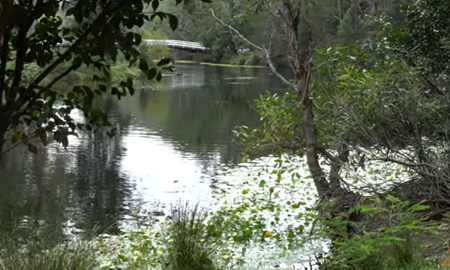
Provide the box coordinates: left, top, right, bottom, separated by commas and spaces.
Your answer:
0, 64, 413, 269
0, 65, 288, 235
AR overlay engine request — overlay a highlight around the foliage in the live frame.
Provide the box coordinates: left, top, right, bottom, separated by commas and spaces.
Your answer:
337, 2, 366, 45
229, 51, 263, 66
0, 242, 96, 270
164, 201, 221, 270
237, 25, 450, 200
208, 155, 325, 267
394, 0, 450, 79
0, 0, 209, 157
137, 28, 172, 63
319, 196, 438, 270
96, 201, 227, 270
234, 90, 304, 157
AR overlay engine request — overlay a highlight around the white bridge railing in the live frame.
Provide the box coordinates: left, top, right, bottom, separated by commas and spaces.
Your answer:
143, 39, 207, 51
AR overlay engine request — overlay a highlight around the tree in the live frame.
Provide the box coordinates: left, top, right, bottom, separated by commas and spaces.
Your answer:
232, 0, 450, 215
0, 0, 209, 161
213, 0, 356, 198
394, 0, 450, 87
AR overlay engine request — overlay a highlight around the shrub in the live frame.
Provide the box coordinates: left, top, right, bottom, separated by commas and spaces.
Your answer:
319, 196, 438, 270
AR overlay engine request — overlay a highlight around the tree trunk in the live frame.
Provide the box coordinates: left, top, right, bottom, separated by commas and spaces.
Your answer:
299, 83, 329, 197
329, 144, 349, 189
0, 110, 7, 164
282, 0, 331, 198
337, 0, 342, 19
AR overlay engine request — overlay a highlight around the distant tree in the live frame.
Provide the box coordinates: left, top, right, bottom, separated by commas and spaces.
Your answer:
394, 0, 450, 84
0, 0, 209, 161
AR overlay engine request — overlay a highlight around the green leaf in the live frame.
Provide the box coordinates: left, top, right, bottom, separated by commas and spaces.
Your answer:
152, 0, 159, 11
406, 202, 429, 213
147, 69, 157, 80
83, 86, 94, 101
72, 57, 82, 70
102, 66, 110, 79
32, 110, 39, 118
128, 86, 135, 96
156, 72, 162, 82
167, 14, 178, 31
157, 57, 172, 66
139, 59, 149, 72
99, 84, 107, 93
12, 132, 22, 143
134, 33, 142, 45
259, 180, 266, 188
67, 92, 75, 100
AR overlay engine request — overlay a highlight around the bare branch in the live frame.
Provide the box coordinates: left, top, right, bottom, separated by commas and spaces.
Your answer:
0, 140, 22, 156
210, 9, 296, 89
261, 1, 280, 19
368, 157, 434, 168
318, 147, 343, 165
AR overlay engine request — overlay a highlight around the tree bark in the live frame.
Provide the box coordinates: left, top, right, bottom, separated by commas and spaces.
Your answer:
283, 0, 331, 198
297, 74, 330, 197
0, 114, 6, 165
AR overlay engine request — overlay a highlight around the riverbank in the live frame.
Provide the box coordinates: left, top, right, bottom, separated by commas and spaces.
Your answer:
0, 211, 447, 270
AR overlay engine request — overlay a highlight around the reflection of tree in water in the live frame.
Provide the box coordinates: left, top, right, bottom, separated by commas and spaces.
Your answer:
133, 67, 285, 178
0, 102, 134, 238
0, 147, 71, 245
164, 78, 283, 164
70, 115, 133, 235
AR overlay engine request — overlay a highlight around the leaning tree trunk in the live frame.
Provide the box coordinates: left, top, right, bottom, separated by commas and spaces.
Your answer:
283, 0, 332, 198
298, 76, 330, 197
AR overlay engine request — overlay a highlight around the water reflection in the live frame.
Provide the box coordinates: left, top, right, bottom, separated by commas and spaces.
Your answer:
0, 65, 285, 235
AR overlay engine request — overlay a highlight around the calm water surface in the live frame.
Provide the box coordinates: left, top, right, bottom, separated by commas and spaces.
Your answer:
0, 65, 286, 234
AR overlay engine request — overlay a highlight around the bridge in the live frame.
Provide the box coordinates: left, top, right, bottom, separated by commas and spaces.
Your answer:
142, 39, 207, 52
56, 39, 208, 52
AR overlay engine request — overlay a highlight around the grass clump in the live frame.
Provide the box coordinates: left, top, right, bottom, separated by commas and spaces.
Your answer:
164, 201, 221, 270
0, 227, 96, 270
96, 200, 227, 270
0, 243, 96, 270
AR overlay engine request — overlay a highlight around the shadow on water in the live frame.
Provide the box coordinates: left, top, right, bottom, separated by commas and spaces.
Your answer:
0, 64, 287, 237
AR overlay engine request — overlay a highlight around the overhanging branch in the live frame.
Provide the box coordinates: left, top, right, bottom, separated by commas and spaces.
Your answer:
210, 9, 296, 89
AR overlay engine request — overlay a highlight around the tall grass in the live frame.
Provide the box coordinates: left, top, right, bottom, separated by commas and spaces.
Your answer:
0, 226, 96, 270
0, 243, 96, 270
163, 200, 222, 270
